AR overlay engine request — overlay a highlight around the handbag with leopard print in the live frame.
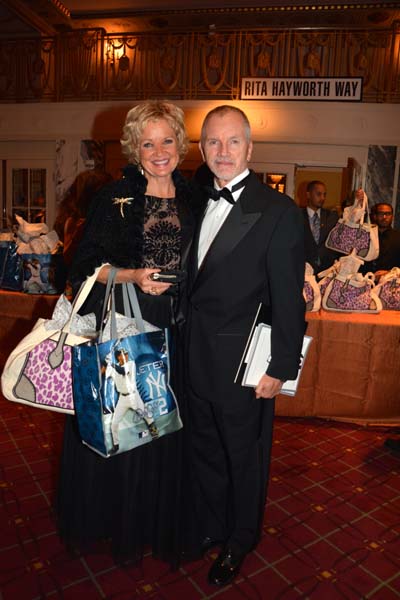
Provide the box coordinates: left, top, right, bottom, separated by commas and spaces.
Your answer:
374, 268, 400, 310
303, 262, 321, 312
322, 271, 382, 313
0, 267, 101, 414
325, 191, 379, 261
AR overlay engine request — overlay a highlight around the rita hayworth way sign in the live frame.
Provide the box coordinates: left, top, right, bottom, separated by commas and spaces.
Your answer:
241, 77, 363, 101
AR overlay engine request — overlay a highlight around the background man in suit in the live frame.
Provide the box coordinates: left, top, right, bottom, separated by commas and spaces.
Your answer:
185, 105, 305, 586
368, 202, 400, 278
303, 180, 339, 273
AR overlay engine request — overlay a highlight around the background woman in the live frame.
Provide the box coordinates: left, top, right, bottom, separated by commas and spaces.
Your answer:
54, 170, 113, 267
56, 100, 197, 565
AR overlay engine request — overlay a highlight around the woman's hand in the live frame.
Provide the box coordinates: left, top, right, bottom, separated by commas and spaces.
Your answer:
97, 265, 171, 295
132, 268, 172, 295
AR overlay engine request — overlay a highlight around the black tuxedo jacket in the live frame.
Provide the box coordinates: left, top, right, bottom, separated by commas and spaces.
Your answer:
185, 172, 305, 400
302, 207, 339, 273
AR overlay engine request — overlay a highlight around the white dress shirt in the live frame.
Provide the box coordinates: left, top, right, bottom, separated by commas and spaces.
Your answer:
306, 207, 321, 221
198, 169, 250, 267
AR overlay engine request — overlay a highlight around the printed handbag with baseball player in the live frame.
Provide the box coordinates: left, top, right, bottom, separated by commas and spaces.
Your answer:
72, 268, 182, 458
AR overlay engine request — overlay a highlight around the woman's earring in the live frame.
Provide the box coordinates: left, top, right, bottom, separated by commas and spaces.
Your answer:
138, 163, 144, 176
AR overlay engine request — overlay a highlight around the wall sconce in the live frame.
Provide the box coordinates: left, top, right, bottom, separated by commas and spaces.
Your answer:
267, 173, 286, 193
106, 41, 124, 68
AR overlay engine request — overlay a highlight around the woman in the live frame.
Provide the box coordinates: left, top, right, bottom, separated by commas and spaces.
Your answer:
56, 100, 199, 566
54, 170, 113, 267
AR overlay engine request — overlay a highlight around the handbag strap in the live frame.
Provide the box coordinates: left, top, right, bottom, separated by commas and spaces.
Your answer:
100, 265, 118, 324
358, 191, 371, 226
62, 263, 108, 333
339, 272, 375, 287
99, 268, 146, 341
99, 266, 119, 342
379, 267, 400, 284
125, 283, 145, 332
317, 260, 340, 279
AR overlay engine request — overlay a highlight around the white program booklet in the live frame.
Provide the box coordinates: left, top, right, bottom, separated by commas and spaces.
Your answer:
235, 321, 312, 396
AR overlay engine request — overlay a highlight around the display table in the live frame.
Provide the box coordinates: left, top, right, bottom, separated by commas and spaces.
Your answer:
1, 291, 399, 425
276, 309, 400, 425
0, 290, 58, 368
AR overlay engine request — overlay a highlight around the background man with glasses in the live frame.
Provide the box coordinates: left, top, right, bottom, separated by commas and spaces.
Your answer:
367, 202, 400, 279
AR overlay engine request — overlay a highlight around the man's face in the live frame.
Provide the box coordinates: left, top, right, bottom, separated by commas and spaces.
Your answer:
199, 110, 253, 187
375, 204, 393, 231
307, 183, 327, 210
117, 352, 129, 366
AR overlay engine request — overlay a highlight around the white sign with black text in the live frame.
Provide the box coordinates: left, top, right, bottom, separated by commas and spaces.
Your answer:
241, 77, 363, 101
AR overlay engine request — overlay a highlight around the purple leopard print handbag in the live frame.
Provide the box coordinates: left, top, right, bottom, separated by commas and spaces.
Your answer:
325, 192, 379, 261
322, 272, 382, 313
1, 268, 101, 414
303, 263, 321, 312
374, 268, 400, 310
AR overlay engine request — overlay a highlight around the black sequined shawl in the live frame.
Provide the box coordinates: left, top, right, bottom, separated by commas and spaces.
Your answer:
69, 164, 194, 287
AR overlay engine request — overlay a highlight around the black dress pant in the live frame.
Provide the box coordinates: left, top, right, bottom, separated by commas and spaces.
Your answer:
188, 384, 275, 554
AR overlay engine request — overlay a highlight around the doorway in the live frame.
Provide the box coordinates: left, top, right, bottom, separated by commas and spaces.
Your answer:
295, 167, 343, 214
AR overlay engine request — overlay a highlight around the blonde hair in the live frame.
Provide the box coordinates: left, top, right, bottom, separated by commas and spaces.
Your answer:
120, 100, 189, 164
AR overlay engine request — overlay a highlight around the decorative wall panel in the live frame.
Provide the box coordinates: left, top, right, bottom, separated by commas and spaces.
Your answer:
0, 26, 398, 104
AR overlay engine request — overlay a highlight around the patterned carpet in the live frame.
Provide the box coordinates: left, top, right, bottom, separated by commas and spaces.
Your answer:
1, 394, 400, 600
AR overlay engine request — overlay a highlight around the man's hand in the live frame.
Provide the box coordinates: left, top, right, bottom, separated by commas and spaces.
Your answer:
255, 374, 284, 399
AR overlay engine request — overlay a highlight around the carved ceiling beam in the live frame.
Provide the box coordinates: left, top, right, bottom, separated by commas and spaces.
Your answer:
3, 0, 71, 36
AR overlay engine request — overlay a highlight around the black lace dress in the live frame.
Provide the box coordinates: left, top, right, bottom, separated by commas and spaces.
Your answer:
56, 166, 200, 566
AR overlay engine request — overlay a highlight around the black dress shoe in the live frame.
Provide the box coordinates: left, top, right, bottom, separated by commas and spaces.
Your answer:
208, 547, 246, 586
201, 536, 222, 554
384, 438, 400, 455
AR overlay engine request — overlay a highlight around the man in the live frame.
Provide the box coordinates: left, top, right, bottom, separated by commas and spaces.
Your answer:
303, 180, 339, 273
23, 258, 47, 293
103, 347, 158, 452
185, 105, 305, 586
368, 202, 400, 278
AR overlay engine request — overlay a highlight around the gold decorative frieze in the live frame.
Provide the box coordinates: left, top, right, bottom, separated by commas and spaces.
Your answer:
0, 25, 398, 103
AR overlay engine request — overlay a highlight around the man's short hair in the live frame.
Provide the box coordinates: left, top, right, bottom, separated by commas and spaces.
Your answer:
306, 180, 326, 193
374, 202, 393, 214
200, 105, 251, 144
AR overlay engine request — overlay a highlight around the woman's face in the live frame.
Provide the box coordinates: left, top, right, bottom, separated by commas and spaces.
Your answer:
139, 118, 179, 181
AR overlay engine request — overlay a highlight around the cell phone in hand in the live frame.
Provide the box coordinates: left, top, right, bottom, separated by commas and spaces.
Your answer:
150, 270, 186, 283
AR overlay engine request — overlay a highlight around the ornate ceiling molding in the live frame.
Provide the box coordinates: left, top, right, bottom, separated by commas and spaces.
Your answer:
70, 3, 400, 34
0, 0, 71, 36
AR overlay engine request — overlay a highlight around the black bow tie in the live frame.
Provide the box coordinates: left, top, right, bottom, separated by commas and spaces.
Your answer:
204, 173, 251, 205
